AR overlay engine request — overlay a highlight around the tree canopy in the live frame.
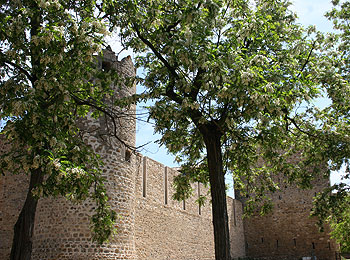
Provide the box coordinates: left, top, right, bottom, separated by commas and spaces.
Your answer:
105, 0, 335, 259
305, 0, 350, 252
2, 0, 350, 259
0, 0, 129, 258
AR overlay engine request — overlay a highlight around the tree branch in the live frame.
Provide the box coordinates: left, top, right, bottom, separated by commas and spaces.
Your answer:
70, 93, 138, 152
133, 25, 178, 79
286, 115, 317, 138
163, 20, 181, 33
296, 41, 316, 79
190, 67, 205, 101
165, 78, 183, 104
133, 24, 186, 105
0, 54, 33, 82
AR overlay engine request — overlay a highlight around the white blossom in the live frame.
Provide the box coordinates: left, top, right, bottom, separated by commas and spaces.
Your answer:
32, 155, 40, 169
53, 159, 61, 171
250, 55, 268, 66
241, 69, 255, 86
71, 167, 85, 178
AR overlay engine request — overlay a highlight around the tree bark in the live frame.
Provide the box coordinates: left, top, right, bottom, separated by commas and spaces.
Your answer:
10, 169, 44, 260
10, 4, 44, 259
201, 124, 231, 260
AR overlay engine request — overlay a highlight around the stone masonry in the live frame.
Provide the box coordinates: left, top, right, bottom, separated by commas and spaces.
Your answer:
240, 176, 338, 260
0, 48, 338, 260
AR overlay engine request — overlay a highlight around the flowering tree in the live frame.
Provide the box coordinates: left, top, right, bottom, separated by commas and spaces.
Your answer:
105, 0, 328, 259
303, 0, 350, 252
0, 1, 130, 259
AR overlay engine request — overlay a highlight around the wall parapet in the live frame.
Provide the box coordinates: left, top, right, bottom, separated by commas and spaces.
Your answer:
133, 153, 246, 260
135, 154, 211, 218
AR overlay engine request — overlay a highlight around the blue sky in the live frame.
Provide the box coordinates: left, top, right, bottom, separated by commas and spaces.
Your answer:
290, 0, 334, 31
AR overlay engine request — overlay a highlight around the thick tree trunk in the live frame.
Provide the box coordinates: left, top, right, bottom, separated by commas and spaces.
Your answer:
11, 5, 44, 259
202, 125, 231, 260
10, 169, 43, 260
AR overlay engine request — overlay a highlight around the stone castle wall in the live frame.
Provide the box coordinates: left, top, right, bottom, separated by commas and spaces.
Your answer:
0, 141, 29, 259
134, 155, 215, 260
242, 176, 338, 260
0, 49, 246, 260
229, 199, 246, 259
0, 52, 139, 260
133, 155, 245, 260
0, 49, 338, 260
0, 142, 246, 260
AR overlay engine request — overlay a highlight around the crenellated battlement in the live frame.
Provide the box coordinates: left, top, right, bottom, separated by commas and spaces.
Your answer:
131, 153, 245, 260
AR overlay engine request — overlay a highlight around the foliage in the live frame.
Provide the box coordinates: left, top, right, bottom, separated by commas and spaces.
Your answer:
105, 0, 331, 258
306, 0, 350, 251
0, 0, 124, 244
108, 0, 328, 210
312, 185, 350, 252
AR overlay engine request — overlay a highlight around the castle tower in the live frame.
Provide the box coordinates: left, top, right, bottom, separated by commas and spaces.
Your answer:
237, 175, 339, 260
0, 49, 138, 259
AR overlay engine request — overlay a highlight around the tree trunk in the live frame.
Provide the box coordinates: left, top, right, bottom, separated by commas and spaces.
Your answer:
11, 5, 44, 259
10, 169, 43, 260
202, 125, 231, 260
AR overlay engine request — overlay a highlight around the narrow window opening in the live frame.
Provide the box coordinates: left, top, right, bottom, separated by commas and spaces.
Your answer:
233, 199, 237, 226
183, 199, 186, 210
328, 242, 331, 250
102, 60, 112, 71
293, 238, 297, 247
198, 182, 201, 215
164, 167, 168, 205
276, 240, 279, 248
125, 149, 131, 162
312, 242, 315, 249
279, 195, 282, 200
261, 237, 264, 243
142, 157, 147, 198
